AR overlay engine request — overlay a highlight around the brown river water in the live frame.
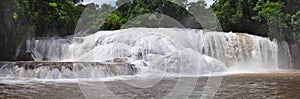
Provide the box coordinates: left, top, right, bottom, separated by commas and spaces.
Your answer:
1, 72, 300, 99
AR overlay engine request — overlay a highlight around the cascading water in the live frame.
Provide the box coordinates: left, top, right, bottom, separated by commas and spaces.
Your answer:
0, 62, 136, 79
0, 28, 293, 79
200, 31, 292, 72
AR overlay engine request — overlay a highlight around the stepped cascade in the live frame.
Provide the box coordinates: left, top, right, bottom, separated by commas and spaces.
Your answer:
0, 28, 293, 79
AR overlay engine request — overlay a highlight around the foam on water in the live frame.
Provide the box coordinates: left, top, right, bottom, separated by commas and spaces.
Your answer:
0, 28, 293, 81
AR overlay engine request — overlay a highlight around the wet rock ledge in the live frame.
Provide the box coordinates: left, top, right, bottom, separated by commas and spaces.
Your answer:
0, 61, 137, 79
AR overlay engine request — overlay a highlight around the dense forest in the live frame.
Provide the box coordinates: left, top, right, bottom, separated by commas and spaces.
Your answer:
0, 0, 299, 61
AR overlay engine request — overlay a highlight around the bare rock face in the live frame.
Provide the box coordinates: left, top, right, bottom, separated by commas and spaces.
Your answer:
113, 58, 126, 64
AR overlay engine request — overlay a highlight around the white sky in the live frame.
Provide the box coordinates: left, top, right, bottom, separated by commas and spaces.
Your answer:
81, 0, 117, 6
82, 0, 215, 7
188, 0, 214, 6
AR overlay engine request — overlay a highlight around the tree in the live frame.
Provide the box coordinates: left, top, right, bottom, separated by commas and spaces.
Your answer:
211, 0, 299, 42
291, 11, 300, 43
0, 0, 85, 60
254, 0, 287, 41
212, 0, 245, 31
101, 14, 121, 30
101, 0, 202, 30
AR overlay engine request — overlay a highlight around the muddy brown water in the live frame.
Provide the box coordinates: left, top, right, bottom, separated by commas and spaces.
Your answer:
1, 72, 300, 99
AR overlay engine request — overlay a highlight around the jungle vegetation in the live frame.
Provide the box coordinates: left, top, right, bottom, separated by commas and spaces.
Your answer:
0, 0, 299, 60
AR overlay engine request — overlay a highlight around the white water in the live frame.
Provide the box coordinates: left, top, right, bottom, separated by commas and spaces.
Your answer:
0, 62, 136, 79
1, 28, 293, 79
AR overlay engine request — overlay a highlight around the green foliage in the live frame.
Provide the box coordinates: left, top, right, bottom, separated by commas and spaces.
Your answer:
0, 0, 84, 60
13, 12, 18, 19
99, 0, 202, 30
13, 0, 86, 37
254, 1, 284, 20
213, 0, 300, 43
1, 0, 300, 61
253, 1, 288, 41
101, 14, 121, 30
49, 2, 58, 7
292, 11, 300, 42
212, 0, 247, 31
254, 1, 283, 40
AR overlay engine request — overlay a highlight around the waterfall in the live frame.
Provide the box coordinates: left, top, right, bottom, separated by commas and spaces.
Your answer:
1, 28, 292, 79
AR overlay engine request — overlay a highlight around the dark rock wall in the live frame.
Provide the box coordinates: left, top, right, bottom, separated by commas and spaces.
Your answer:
289, 42, 300, 69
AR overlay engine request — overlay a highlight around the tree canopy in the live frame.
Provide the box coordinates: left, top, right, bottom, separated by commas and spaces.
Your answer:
212, 0, 300, 42
0, 0, 85, 60
100, 0, 203, 31
0, 0, 299, 61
